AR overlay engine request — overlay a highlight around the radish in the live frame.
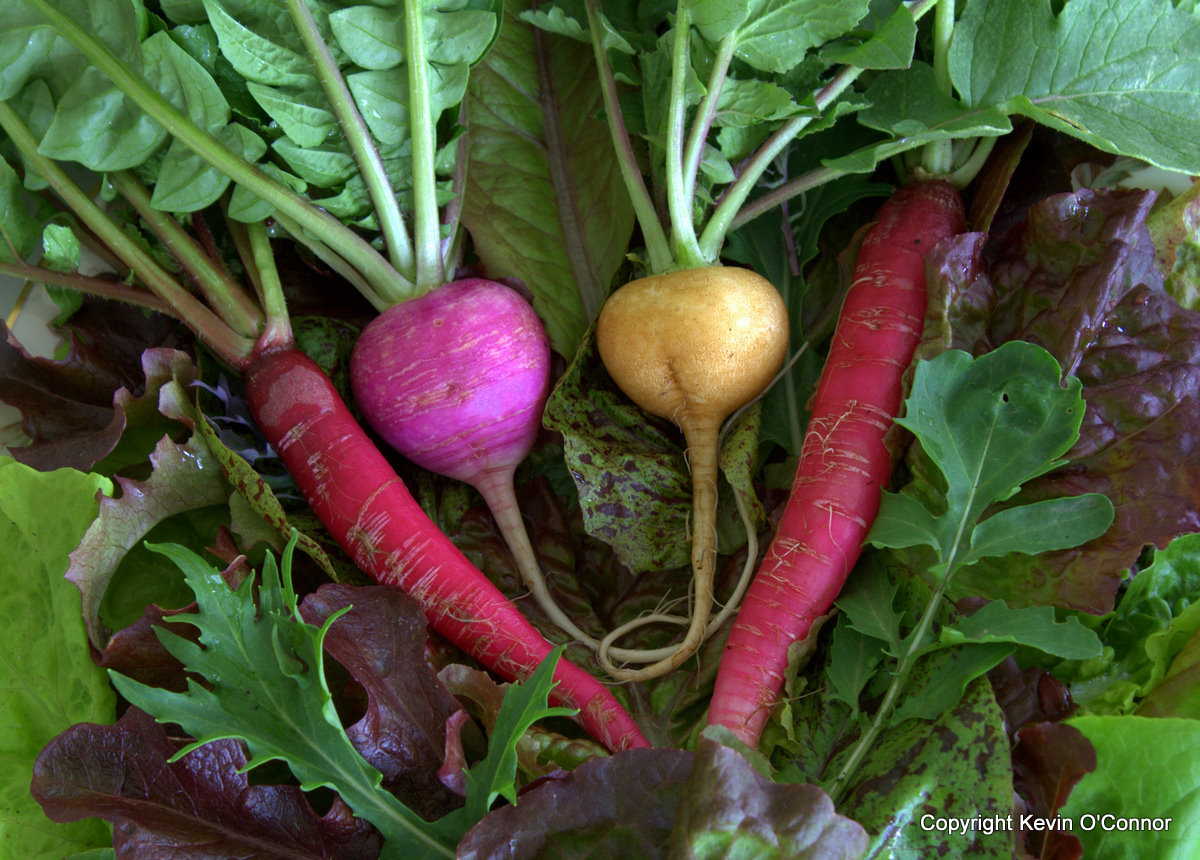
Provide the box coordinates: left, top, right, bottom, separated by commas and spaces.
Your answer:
707, 179, 967, 745
246, 347, 647, 753
12, 3, 650, 752
595, 267, 788, 679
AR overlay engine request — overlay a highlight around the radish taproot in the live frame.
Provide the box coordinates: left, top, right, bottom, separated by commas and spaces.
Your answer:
708, 178, 967, 746
8, 4, 651, 752
595, 267, 789, 679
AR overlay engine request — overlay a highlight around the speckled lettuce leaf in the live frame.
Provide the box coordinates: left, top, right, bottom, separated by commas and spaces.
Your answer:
544, 326, 764, 574
777, 648, 1013, 859
543, 328, 692, 573
461, 0, 635, 355
0, 457, 116, 859
914, 187, 1200, 613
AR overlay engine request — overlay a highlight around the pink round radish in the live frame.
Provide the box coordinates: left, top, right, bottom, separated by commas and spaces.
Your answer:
351, 278, 550, 491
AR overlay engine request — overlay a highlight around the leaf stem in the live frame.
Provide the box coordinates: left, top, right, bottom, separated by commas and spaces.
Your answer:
698, 65, 863, 261
921, 0, 957, 175
285, 0, 415, 287
271, 211, 389, 312
699, 0, 941, 259
244, 222, 293, 353
665, 2, 704, 267
107, 171, 263, 338
582, 0, 672, 273
405, 0, 446, 290
827, 576, 950, 803
27, 0, 410, 305
0, 261, 178, 318
681, 35, 735, 224
0, 103, 254, 364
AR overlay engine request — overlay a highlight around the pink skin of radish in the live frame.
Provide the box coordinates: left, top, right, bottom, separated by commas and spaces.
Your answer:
707, 180, 966, 747
348, 277, 588, 647
245, 347, 649, 752
350, 278, 550, 503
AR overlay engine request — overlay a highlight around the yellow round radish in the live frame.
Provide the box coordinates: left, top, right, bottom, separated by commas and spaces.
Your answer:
595, 265, 789, 679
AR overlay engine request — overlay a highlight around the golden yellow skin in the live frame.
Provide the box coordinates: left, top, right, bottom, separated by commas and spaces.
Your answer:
594, 265, 789, 681
597, 266, 790, 429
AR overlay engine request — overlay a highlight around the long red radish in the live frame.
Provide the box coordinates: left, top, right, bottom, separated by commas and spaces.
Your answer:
707, 179, 966, 746
245, 347, 650, 752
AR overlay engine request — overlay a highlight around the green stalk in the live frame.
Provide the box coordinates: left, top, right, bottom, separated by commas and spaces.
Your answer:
582, 0, 672, 273
665, 1, 704, 267
244, 221, 293, 353
697, 64, 863, 261
726, 137, 931, 231
681, 36, 736, 219
697, 0, 940, 261
271, 211, 388, 312
921, 0, 957, 175
0, 261, 177, 318
0, 103, 254, 364
108, 171, 263, 339
827, 576, 951, 803
285, 0, 415, 283
27, 0, 410, 306
404, 0, 445, 290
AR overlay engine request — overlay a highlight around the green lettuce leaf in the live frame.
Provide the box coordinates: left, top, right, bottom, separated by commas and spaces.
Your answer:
1060, 716, 1200, 859
0, 456, 116, 858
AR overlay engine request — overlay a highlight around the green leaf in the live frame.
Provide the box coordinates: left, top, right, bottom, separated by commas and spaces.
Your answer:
868, 491, 942, 552
834, 563, 905, 654
39, 65, 167, 170
109, 541, 461, 859
461, 0, 635, 354
821, 0, 917, 70
1061, 716, 1200, 859
41, 221, 81, 270
0, 457, 116, 858
858, 61, 1012, 143
950, 0, 1200, 174
825, 623, 886, 714
246, 81, 338, 148
150, 122, 267, 212
963, 493, 1113, 565
939, 601, 1102, 660
882, 341, 1096, 575
702, 0, 870, 74
454, 648, 575, 824
890, 643, 1014, 724
200, 0, 313, 87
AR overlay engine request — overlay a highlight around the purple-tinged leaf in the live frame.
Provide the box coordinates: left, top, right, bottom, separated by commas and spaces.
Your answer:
32, 707, 382, 860
457, 748, 694, 859
299, 583, 466, 821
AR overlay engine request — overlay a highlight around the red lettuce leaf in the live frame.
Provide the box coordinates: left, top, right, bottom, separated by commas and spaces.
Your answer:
1011, 722, 1097, 860
1, 299, 188, 472
669, 736, 868, 859
299, 583, 467, 822
31, 707, 381, 859
457, 748, 694, 859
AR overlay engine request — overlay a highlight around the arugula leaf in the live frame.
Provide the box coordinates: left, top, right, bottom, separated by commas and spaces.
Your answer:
950, 0, 1200, 174
109, 538, 573, 858
109, 541, 455, 858
939, 601, 1101, 660
869, 341, 1114, 578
